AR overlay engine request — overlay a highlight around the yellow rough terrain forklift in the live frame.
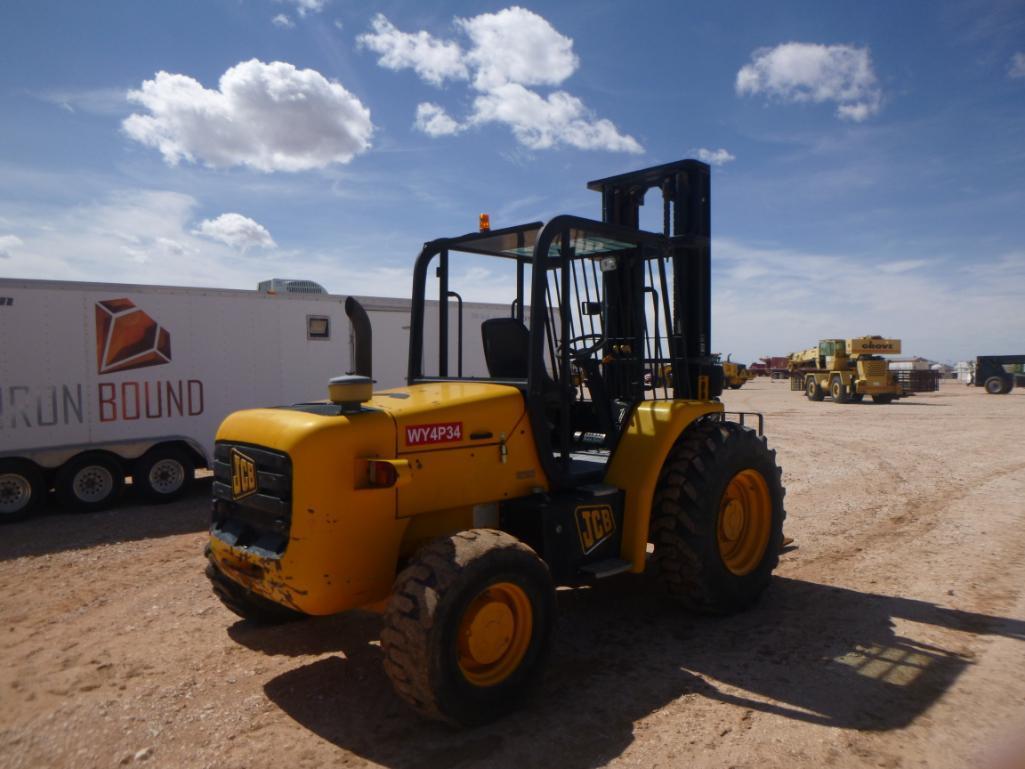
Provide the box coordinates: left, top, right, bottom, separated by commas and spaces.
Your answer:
205, 160, 787, 726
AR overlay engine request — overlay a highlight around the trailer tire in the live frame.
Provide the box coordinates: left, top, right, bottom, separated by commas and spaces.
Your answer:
984, 376, 1010, 395
871, 394, 895, 404
650, 420, 786, 614
55, 453, 124, 512
0, 460, 46, 523
805, 377, 824, 401
381, 529, 555, 726
205, 559, 304, 624
830, 376, 850, 403
135, 446, 195, 503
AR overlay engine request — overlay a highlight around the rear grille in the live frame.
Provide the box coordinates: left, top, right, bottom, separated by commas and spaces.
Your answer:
211, 442, 292, 557
861, 361, 888, 378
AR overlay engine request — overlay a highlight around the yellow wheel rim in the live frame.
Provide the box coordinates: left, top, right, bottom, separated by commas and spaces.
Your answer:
717, 469, 772, 576
457, 582, 533, 687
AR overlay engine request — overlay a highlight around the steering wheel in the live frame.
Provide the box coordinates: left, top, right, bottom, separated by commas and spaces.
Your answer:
559, 333, 606, 360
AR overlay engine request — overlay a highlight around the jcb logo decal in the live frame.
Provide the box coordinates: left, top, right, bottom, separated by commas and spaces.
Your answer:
231, 449, 258, 500
575, 505, 616, 555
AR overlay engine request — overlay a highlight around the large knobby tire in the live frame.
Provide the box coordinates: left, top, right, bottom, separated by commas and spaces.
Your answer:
55, 452, 124, 512
650, 420, 786, 614
805, 377, 824, 401
871, 394, 895, 404
850, 392, 865, 403
205, 558, 304, 624
0, 459, 46, 523
830, 376, 850, 404
381, 529, 555, 726
134, 445, 195, 503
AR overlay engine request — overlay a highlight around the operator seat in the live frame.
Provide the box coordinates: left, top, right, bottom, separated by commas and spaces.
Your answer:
481, 317, 531, 379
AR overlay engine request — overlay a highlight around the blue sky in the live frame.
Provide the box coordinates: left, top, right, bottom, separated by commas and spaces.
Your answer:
1, 0, 1023, 363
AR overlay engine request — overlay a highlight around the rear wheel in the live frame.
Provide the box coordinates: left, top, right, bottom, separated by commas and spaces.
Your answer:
850, 392, 864, 403
135, 446, 195, 503
650, 420, 786, 613
830, 376, 850, 403
381, 529, 555, 726
205, 558, 304, 624
55, 453, 124, 512
871, 394, 895, 404
984, 376, 1010, 395
805, 377, 824, 401
0, 460, 46, 523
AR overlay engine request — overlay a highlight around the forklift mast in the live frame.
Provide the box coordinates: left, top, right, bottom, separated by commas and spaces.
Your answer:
587, 159, 721, 400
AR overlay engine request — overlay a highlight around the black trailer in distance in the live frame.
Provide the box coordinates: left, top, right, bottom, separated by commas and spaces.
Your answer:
974, 355, 1025, 394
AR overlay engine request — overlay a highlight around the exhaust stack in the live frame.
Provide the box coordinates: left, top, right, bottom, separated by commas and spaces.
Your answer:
345, 296, 372, 378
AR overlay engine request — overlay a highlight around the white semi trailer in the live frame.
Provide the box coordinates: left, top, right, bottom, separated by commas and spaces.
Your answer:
0, 278, 505, 521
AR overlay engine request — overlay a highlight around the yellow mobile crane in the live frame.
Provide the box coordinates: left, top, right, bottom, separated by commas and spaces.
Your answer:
789, 336, 903, 404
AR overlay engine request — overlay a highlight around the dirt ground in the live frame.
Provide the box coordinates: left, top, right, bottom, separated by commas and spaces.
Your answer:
2, 379, 1024, 769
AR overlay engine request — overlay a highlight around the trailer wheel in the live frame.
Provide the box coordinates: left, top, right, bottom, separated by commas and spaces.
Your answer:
55, 453, 124, 512
984, 376, 1010, 395
830, 376, 850, 403
805, 377, 824, 401
650, 420, 786, 614
381, 529, 555, 726
0, 460, 46, 523
135, 446, 195, 503
205, 559, 304, 624
871, 394, 894, 404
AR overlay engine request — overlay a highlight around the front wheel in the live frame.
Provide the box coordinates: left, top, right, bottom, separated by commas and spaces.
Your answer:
0, 460, 46, 523
381, 529, 555, 726
650, 420, 786, 613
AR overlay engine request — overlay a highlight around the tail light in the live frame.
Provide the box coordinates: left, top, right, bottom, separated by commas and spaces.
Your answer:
368, 460, 398, 487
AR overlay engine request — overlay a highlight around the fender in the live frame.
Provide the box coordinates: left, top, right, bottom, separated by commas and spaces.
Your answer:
604, 400, 724, 572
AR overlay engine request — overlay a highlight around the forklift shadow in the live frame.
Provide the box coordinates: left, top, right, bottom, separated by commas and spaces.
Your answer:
259, 576, 1024, 769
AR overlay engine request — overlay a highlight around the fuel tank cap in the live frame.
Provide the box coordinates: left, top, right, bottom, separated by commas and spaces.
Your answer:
328, 375, 373, 411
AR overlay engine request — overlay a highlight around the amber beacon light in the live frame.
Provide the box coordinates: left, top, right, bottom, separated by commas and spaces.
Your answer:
479, 213, 490, 232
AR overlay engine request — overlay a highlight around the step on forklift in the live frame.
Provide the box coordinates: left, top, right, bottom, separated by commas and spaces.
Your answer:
205, 159, 787, 726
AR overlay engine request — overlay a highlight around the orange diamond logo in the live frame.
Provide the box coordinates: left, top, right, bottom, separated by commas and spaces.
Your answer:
95, 298, 172, 375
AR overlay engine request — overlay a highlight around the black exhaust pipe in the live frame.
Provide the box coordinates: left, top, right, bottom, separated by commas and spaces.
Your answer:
345, 296, 372, 378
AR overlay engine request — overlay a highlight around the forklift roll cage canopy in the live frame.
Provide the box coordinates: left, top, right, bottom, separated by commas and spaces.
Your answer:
406, 159, 719, 489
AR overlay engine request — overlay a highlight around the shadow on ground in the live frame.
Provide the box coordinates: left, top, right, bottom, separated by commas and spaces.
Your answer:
0, 476, 210, 561
245, 576, 1024, 769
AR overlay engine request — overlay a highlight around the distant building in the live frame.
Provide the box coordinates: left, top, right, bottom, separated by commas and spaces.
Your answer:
889, 356, 933, 371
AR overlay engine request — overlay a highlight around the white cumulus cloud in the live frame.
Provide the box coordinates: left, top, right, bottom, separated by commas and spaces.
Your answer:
123, 59, 373, 172
414, 103, 463, 137
193, 213, 276, 251
359, 8, 640, 154
358, 14, 469, 87
0, 234, 24, 258
695, 148, 736, 166
271, 14, 294, 29
470, 84, 642, 152
1010, 52, 1025, 79
736, 42, 882, 121
456, 6, 578, 91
